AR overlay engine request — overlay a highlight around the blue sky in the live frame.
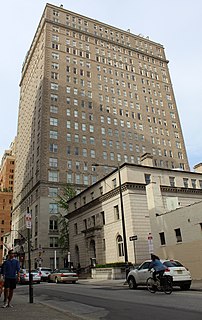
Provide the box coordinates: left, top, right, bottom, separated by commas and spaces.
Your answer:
0, 0, 201, 170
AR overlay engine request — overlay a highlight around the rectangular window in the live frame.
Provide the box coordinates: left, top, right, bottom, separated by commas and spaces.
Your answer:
183, 178, 189, 188
50, 131, 58, 139
175, 228, 182, 243
169, 176, 175, 187
48, 171, 58, 182
112, 178, 117, 189
191, 179, 196, 188
159, 232, 166, 245
74, 223, 78, 235
49, 203, 58, 214
101, 211, 105, 225
49, 157, 58, 167
49, 187, 58, 197
145, 174, 151, 185
114, 205, 120, 220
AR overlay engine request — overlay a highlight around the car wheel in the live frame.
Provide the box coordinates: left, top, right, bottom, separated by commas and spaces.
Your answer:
180, 284, 191, 290
72, 281, 76, 284
55, 277, 59, 284
128, 276, 137, 289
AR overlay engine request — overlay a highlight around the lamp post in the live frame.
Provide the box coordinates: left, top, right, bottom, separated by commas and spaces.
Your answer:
92, 163, 129, 276
25, 207, 33, 303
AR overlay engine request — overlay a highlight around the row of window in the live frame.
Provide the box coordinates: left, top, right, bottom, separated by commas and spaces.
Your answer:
159, 224, 202, 245
51, 13, 162, 58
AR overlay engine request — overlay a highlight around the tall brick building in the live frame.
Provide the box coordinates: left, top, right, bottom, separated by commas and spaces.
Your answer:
0, 141, 15, 261
12, 4, 189, 268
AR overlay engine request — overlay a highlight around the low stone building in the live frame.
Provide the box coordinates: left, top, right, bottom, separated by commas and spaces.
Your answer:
66, 155, 202, 278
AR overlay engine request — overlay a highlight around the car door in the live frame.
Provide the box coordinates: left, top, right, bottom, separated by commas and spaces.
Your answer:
136, 261, 151, 284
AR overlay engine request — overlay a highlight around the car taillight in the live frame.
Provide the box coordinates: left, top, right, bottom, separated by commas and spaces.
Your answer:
165, 268, 170, 272
23, 274, 26, 278
61, 273, 65, 277
39, 272, 42, 276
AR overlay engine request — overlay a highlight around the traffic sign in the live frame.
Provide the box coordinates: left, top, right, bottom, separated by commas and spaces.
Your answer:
129, 235, 138, 241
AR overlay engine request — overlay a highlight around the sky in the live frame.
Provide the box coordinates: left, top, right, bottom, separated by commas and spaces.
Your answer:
0, 0, 201, 170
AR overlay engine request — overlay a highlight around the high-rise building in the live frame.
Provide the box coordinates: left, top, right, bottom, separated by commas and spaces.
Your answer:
0, 141, 15, 261
12, 3, 189, 268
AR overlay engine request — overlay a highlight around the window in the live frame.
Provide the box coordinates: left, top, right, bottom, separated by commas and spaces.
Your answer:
112, 178, 117, 188
169, 176, 175, 187
159, 232, 166, 245
49, 219, 58, 230
74, 223, 78, 235
49, 203, 58, 214
175, 228, 182, 242
145, 174, 151, 185
49, 187, 58, 197
114, 205, 120, 220
50, 105, 58, 113
191, 179, 196, 188
50, 131, 58, 139
48, 171, 58, 182
49, 157, 58, 167
183, 178, 189, 188
50, 118, 58, 126
49, 144, 58, 153
50, 237, 58, 248
117, 235, 124, 257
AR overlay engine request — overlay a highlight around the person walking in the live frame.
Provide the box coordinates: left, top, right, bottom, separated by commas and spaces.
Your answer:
0, 256, 8, 304
2, 250, 20, 308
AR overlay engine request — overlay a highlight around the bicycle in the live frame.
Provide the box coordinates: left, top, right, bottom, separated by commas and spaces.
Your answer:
146, 272, 173, 294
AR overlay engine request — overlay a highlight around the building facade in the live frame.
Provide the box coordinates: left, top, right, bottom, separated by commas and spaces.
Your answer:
0, 142, 15, 262
12, 3, 189, 268
66, 157, 202, 278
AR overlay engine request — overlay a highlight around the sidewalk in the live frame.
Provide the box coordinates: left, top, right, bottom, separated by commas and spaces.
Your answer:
0, 294, 81, 320
1, 279, 201, 320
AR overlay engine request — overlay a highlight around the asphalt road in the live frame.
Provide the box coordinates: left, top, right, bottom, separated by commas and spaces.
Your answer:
17, 282, 202, 320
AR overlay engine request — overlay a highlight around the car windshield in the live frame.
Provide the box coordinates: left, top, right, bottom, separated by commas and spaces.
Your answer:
163, 260, 183, 267
31, 270, 39, 273
59, 269, 72, 273
41, 268, 52, 271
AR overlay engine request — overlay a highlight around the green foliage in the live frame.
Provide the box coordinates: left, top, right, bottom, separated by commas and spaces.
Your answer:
56, 184, 76, 256
96, 262, 132, 268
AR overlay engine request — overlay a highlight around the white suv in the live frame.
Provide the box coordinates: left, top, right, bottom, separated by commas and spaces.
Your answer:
37, 267, 52, 282
127, 259, 192, 290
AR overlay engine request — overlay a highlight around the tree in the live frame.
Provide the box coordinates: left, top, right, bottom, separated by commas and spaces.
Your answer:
56, 184, 76, 256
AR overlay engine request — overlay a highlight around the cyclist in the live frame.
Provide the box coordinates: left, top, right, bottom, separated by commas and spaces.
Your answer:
148, 254, 166, 285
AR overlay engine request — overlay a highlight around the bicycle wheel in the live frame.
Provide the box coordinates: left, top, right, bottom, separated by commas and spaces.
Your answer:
146, 277, 156, 293
162, 277, 173, 294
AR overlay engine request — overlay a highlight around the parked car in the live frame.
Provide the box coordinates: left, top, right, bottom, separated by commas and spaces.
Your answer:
19, 269, 41, 284
48, 268, 78, 284
37, 267, 52, 282
127, 259, 192, 290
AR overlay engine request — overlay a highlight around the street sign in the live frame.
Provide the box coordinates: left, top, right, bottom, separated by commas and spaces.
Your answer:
25, 212, 32, 229
129, 235, 138, 241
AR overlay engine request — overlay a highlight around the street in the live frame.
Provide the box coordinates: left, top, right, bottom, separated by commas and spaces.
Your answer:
16, 281, 202, 320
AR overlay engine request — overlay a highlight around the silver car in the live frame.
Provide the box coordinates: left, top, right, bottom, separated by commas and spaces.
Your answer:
37, 267, 52, 282
127, 259, 192, 290
19, 269, 41, 284
48, 268, 78, 284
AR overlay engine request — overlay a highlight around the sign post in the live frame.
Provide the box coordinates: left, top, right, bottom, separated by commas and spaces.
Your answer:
26, 207, 33, 303
129, 235, 138, 264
